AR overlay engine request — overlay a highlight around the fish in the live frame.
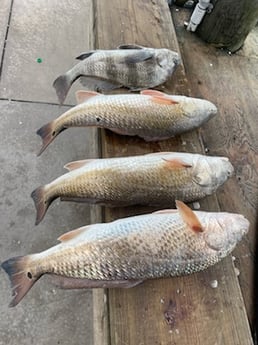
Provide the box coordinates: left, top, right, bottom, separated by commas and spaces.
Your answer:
53, 44, 181, 104
1, 201, 249, 307
36, 89, 217, 155
31, 152, 234, 225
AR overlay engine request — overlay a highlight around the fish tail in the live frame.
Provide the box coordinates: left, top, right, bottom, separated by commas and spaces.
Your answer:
31, 185, 53, 225
36, 120, 63, 156
53, 69, 80, 105
1, 255, 38, 307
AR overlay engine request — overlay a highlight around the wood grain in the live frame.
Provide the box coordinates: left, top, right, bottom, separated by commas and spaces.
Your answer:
174, 8, 258, 325
92, 1, 254, 344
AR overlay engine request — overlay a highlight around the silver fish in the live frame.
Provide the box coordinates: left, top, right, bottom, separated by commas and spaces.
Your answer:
36, 90, 217, 155
31, 152, 234, 225
1, 201, 249, 307
53, 44, 181, 104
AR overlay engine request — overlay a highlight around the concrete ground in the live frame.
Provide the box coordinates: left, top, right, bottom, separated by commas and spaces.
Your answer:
0, 1, 94, 344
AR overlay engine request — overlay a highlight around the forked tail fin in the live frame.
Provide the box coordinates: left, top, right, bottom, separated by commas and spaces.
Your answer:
53, 73, 73, 105
36, 120, 61, 156
31, 186, 52, 225
1, 256, 38, 307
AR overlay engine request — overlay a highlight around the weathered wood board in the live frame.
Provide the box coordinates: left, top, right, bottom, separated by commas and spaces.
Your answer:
92, 0, 253, 344
173, 8, 258, 326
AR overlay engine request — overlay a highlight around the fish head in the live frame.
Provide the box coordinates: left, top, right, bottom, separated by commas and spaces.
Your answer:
178, 97, 217, 125
156, 49, 181, 72
202, 212, 249, 253
192, 156, 234, 194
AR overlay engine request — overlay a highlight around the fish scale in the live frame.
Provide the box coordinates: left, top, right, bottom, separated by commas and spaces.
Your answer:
1, 202, 249, 306
37, 91, 217, 155
31, 152, 234, 225
30, 210, 247, 281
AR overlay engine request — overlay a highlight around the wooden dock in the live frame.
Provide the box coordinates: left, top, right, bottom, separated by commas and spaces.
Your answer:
90, 1, 257, 344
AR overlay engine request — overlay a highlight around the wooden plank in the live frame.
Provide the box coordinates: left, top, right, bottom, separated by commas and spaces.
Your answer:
93, 1, 253, 344
173, 9, 258, 325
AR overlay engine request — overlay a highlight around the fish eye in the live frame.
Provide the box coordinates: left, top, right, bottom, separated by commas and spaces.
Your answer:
27, 272, 32, 279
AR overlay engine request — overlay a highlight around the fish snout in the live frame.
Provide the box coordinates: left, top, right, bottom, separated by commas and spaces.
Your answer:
226, 214, 249, 245
203, 100, 217, 118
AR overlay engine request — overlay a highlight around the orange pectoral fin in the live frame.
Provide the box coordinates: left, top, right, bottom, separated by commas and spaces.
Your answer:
163, 158, 192, 169
141, 90, 178, 105
176, 200, 203, 233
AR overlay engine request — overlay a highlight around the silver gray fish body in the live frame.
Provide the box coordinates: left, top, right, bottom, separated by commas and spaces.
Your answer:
53, 45, 180, 104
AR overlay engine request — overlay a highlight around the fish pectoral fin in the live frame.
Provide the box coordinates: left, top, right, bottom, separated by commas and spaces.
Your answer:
50, 275, 144, 289
75, 51, 95, 60
75, 90, 101, 104
122, 51, 154, 64
141, 90, 178, 105
80, 76, 122, 91
176, 200, 203, 233
58, 226, 91, 242
64, 159, 94, 171
117, 44, 144, 50
163, 158, 192, 169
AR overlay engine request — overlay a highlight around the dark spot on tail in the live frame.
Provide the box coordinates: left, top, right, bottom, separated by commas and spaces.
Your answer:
1, 256, 38, 307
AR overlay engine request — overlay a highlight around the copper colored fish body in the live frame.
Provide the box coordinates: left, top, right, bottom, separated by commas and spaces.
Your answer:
31, 152, 234, 225
37, 90, 217, 155
1, 202, 249, 306
53, 45, 181, 104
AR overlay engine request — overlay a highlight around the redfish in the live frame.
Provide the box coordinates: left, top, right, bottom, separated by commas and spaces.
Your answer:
1, 201, 249, 307
31, 152, 233, 225
37, 90, 217, 155
53, 44, 180, 104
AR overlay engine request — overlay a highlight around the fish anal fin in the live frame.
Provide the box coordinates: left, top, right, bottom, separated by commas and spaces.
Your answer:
75, 90, 101, 104
58, 226, 90, 242
75, 51, 95, 60
64, 159, 94, 171
176, 200, 203, 233
50, 275, 144, 289
163, 158, 192, 169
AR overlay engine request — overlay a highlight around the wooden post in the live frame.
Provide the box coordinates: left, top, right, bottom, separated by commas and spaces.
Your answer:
196, 0, 258, 52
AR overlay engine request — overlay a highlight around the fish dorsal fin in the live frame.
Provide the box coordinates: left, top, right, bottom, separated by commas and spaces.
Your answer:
76, 51, 95, 60
141, 90, 178, 105
147, 151, 174, 156
58, 226, 90, 242
153, 209, 178, 214
163, 158, 192, 169
117, 44, 144, 50
176, 200, 203, 233
76, 90, 101, 104
64, 159, 94, 171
